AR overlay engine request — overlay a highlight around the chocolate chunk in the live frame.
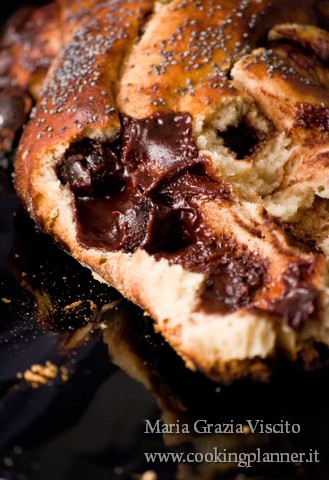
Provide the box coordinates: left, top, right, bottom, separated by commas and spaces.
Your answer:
267, 262, 319, 331
77, 195, 151, 250
58, 138, 124, 197
205, 252, 266, 313
269, 287, 317, 331
122, 111, 201, 193
77, 194, 177, 253
166, 237, 266, 313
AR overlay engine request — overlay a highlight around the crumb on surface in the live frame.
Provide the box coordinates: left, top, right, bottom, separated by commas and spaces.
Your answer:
16, 361, 70, 388
141, 471, 157, 480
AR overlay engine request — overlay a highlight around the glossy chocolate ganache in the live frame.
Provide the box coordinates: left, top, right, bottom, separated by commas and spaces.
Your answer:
57, 110, 318, 329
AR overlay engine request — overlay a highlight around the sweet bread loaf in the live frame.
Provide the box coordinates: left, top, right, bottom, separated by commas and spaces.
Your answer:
13, 0, 329, 382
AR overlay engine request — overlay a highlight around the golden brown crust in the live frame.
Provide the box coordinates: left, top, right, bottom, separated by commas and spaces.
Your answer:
118, 0, 316, 119
12, 0, 329, 383
268, 23, 329, 61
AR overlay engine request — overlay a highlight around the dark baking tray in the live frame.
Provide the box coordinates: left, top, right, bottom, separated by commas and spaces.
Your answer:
2, 2, 329, 479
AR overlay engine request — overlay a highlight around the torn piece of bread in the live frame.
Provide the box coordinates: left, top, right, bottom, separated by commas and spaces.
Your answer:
12, 0, 329, 383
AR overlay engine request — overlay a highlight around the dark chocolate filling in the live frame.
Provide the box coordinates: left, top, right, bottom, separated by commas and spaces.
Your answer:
266, 262, 319, 332
58, 138, 123, 198
57, 110, 319, 327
